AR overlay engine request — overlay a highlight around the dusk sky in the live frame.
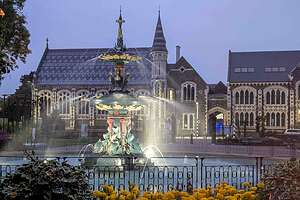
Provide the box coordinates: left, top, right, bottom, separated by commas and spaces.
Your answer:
1, 0, 300, 95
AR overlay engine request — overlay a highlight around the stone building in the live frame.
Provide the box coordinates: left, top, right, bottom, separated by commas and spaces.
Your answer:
227, 50, 300, 134
207, 81, 228, 137
32, 12, 209, 140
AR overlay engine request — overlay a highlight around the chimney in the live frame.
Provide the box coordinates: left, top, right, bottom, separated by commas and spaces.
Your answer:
176, 45, 181, 62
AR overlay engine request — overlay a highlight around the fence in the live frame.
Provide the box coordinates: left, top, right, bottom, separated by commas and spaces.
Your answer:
0, 156, 274, 192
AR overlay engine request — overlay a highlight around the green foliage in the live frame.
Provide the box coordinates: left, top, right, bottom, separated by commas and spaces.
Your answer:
262, 159, 300, 200
0, 0, 31, 79
0, 152, 91, 200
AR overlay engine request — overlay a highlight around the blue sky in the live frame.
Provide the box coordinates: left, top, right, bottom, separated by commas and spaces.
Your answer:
1, 0, 300, 94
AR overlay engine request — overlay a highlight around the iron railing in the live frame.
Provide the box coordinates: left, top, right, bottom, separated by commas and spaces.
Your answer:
0, 156, 274, 191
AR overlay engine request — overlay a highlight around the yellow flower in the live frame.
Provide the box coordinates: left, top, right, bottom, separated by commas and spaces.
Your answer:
242, 182, 251, 189
256, 182, 265, 190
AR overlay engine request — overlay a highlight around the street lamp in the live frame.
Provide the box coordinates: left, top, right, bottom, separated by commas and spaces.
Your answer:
1, 94, 9, 132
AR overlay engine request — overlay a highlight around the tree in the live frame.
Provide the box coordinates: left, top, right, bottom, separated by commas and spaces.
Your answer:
0, 0, 31, 80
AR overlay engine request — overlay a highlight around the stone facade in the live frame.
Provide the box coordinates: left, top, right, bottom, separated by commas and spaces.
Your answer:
33, 13, 209, 139
228, 50, 300, 134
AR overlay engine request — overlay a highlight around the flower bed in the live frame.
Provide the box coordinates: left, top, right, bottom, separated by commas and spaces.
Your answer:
92, 182, 265, 200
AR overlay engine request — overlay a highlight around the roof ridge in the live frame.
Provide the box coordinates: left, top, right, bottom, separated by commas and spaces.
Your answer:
231, 49, 300, 54
47, 47, 152, 51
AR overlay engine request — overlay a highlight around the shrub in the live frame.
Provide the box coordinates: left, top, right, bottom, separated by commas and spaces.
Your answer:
0, 152, 91, 200
262, 159, 300, 200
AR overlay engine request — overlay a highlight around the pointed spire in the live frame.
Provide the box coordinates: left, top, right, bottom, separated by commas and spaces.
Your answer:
115, 7, 126, 51
152, 10, 167, 52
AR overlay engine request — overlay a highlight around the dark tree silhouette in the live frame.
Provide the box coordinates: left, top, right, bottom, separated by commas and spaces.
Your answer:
0, 0, 30, 80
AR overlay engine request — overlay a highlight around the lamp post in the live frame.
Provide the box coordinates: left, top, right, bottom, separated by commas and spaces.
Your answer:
2, 94, 9, 132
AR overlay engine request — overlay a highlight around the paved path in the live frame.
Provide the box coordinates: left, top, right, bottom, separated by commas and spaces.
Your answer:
1, 140, 297, 159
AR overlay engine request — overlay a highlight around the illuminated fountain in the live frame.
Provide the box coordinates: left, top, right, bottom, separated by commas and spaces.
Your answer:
87, 11, 149, 167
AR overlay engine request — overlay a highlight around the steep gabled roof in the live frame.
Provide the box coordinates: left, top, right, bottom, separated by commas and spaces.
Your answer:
208, 81, 227, 94
167, 56, 207, 89
228, 50, 300, 83
151, 12, 167, 52
35, 47, 152, 86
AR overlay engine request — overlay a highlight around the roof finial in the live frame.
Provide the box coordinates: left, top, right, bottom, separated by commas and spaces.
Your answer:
158, 5, 160, 16
46, 38, 49, 49
115, 8, 125, 51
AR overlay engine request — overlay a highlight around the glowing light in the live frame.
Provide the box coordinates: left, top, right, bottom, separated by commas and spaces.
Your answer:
0, 8, 5, 17
97, 53, 142, 62
144, 148, 155, 159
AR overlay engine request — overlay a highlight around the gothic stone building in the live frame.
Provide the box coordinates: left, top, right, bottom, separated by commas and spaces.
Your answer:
227, 50, 300, 134
33, 13, 208, 139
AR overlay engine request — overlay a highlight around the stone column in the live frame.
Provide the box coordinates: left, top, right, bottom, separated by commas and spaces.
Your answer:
204, 87, 209, 135
70, 88, 76, 129
290, 89, 295, 129
257, 89, 263, 117
227, 85, 232, 126
90, 88, 95, 126
51, 88, 57, 113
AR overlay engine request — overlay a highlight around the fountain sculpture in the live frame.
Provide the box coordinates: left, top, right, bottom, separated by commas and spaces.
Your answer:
88, 11, 147, 166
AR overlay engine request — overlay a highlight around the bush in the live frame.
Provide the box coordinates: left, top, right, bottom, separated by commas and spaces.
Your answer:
0, 152, 91, 200
262, 159, 300, 200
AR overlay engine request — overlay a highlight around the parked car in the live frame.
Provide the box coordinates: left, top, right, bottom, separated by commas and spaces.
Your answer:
284, 129, 300, 135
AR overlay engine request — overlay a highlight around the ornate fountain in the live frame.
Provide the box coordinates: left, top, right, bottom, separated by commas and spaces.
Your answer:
90, 11, 146, 167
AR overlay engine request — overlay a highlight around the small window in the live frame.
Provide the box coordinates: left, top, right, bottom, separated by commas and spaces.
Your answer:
279, 67, 286, 72
265, 67, 272, 72
234, 68, 241, 72
241, 68, 247, 72
272, 67, 279, 72
248, 67, 255, 72
180, 66, 185, 72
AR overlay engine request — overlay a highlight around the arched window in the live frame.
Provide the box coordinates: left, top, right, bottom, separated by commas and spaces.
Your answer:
235, 113, 239, 126
155, 82, 161, 97
276, 113, 280, 126
250, 113, 254, 126
189, 114, 194, 129
191, 86, 195, 101
245, 90, 249, 104
271, 113, 275, 126
245, 112, 249, 126
38, 90, 52, 116
240, 90, 244, 104
95, 90, 109, 116
187, 84, 191, 100
276, 90, 280, 104
266, 92, 270, 104
240, 112, 244, 126
183, 114, 188, 129
266, 113, 270, 126
281, 113, 285, 127
57, 91, 71, 115
281, 92, 285, 104
235, 92, 240, 104
182, 82, 196, 101
77, 91, 89, 115
271, 90, 275, 104
250, 92, 254, 104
